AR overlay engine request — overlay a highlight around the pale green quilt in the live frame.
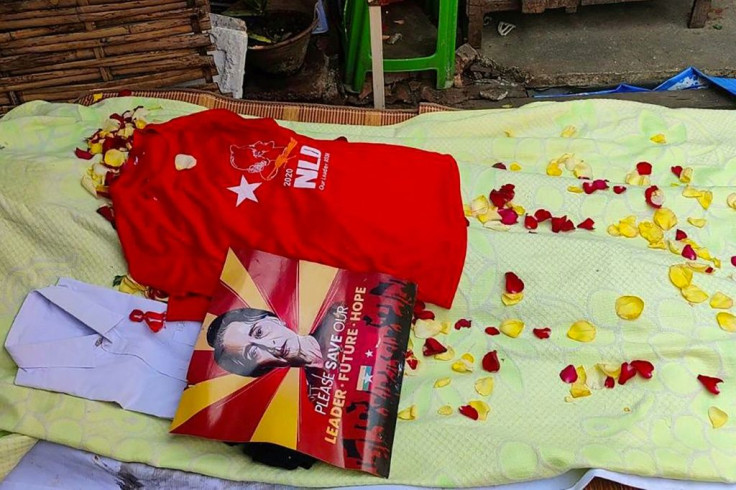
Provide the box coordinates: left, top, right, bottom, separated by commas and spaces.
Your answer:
0, 98, 735, 486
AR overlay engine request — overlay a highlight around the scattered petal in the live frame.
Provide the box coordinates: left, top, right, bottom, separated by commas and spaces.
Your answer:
681, 284, 709, 304
607, 224, 621, 237
474, 377, 495, 397
509, 162, 522, 171
727, 193, 736, 210
636, 162, 652, 175
669, 265, 693, 289
104, 149, 126, 168
573, 162, 592, 179
405, 350, 418, 370
671, 166, 683, 178
615, 295, 645, 320
500, 318, 525, 338
675, 229, 688, 241
550, 216, 575, 233
604, 376, 615, 389
618, 362, 637, 385
492, 162, 507, 170
653, 207, 677, 230
502, 292, 524, 306
644, 185, 664, 209
437, 405, 453, 415
398, 405, 418, 420
680, 167, 693, 184
451, 353, 476, 373
546, 159, 563, 177
498, 208, 519, 225
561, 125, 577, 138
414, 309, 436, 322
568, 185, 584, 194
650, 133, 666, 144
582, 181, 596, 195
512, 204, 526, 216
489, 184, 516, 208
468, 400, 491, 420
732, 256, 736, 267
631, 360, 654, 379
414, 319, 442, 338
482, 351, 500, 373
625, 171, 650, 186
682, 244, 697, 261
75, 148, 94, 160
570, 381, 592, 398
710, 292, 733, 309
618, 216, 639, 238
560, 364, 578, 384
597, 363, 621, 378
435, 346, 455, 361
716, 312, 736, 332
524, 215, 539, 230
532, 327, 551, 339
89, 142, 103, 155
422, 338, 448, 356
470, 195, 491, 216
534, 209, 552, 222
577, 218, 595, 230
708, 406, 728, 429
696, 191, 713, 210
682, 186, 703, 198
698, 375, 723, 395
505, 272, 525, 294
613, 185, 627, 194
485, 326, 500, 336
567, 320, 596, 342
454, 318, 472, 330
434, 377, 451, 388
174, 154, 197, 170
458, 404, 479, 420
638, 221, 663, 245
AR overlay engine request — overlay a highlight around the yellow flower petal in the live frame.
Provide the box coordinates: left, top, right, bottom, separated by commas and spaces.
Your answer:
561, 125, 577, 138
681, 284, 709, 304
716, 312, 736, 332
92, 93, 103, 102
483, 221, 511, 232
618, 221, 639, 238
477, 208, 502, 224
103, 149, 126, 167
576, 365, 588, 384
708, 406, 728, 429
434, 377, 452, 388
650, 133, 666, 144
407, 337, 413, 351
638, 221, 664, 243
437, 405, 453, 416
696, 247, 712, 261
616, 295, 645, 320
625, 171, 650, 186
572, 162, 592, 179
470, 196, 490, 216
712, 257, 721, 269
667, 240, 682, 256
474, 377, 495, 397
596, 363, 621, 378
135, 119, 147, 130
682, 186, 703, 198
727, 192, 736, 210
440, 321, 452, 335
567, 320, 596, 342
398, 405, 418, 420
687, 217, 707, 228
679, 167, 693, 184
452, 354, 475, 373
512, 205, 526, 216
413, 319, 442, 338
696, 190, 713, 210
504, 130, 514, 137
509, 162, 522, 171
501, 292, 524, 306
462, 353, 475, 363
669, 265, 693, 289
687, 261, 710, 273
468, 400, 491, 421
710, 292, 733, 310
559, 153, 578, 171
570, 382, 592, 398
607, 224, 621, 237
546, 159, 563, 177
435, 346, 455, 361
89, 142, 103, 155
567, 186, 584, 194
653, 208, 677, 231
463, 204, 472, 217
500, 318, 525, 338
648, 241, 666, 250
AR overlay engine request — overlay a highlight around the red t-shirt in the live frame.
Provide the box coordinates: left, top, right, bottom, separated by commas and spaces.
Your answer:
110, 109, 466, 320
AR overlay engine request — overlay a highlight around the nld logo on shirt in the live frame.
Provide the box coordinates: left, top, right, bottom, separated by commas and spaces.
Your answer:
284, 144, 330, 191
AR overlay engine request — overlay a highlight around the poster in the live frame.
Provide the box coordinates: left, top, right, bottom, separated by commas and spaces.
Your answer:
171, 248, 416, 477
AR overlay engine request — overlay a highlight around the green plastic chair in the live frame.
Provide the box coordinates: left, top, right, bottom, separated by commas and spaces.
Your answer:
341, 0, 458, 92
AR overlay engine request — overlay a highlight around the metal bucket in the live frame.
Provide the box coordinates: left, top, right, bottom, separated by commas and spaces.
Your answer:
247, 9, 319, 75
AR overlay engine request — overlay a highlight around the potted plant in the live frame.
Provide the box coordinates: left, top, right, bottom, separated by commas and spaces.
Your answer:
223, 0, 319, 75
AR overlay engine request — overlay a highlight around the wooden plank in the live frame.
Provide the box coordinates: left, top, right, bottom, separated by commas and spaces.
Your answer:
689, 0, 711, 28
368, 4, 385, 109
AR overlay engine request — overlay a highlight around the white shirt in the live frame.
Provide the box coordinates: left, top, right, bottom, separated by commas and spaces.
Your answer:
4, 278, 200, 418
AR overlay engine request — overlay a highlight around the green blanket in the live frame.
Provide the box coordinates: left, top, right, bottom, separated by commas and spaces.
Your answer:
1, 98, 735, 486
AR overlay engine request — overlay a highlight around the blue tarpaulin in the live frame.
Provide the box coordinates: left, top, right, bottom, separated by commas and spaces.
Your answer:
535, 67, 736, 98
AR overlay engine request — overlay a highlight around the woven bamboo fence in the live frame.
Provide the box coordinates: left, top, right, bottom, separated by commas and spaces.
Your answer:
0, 0, 219, 113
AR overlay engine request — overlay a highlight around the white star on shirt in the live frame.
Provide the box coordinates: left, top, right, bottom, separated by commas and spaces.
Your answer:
227, 176, 261, 206
365, 350, 373, 358
364, 374, 372, 384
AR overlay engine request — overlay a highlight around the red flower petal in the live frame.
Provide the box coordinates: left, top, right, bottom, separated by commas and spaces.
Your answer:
697, 374, 723, 395
705, 267, 714, 274
422, 338, 448, 356
682, 244, 697, 261
406, 357, 418, 370
532, 327, 551, 339
109, 113, 125, 124
413, 300, 426, 315
492, 163, 507, 170
675, 229, 688, 241
645, 185, 663, 209
560, 365, 578, 383
489, 184, 516, 208
593, 179, 609, 190
74, 148, 93, 160
582, 181, 596, 194
414, 310, 436, 321
618, 362, 637, 385
534, 209, 552, 222
498, 208, 519, 225
731, 256, 736, 267
577, 218, 595, 230
505, 272, 525, 294
95, 205, 116, 228
485, 326, 500, 336
524, 215, 538, 230
613, 185, 627, 194
551, 216, 575, 233
636, 162, 652, 175
631, 360, 655, 379
459, 404, 479, 420
604, 376, 615, 389
671, 165, 683, 178
118, 89, 133, 96
482, 351, 501, 372
455, 318, 472, 330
